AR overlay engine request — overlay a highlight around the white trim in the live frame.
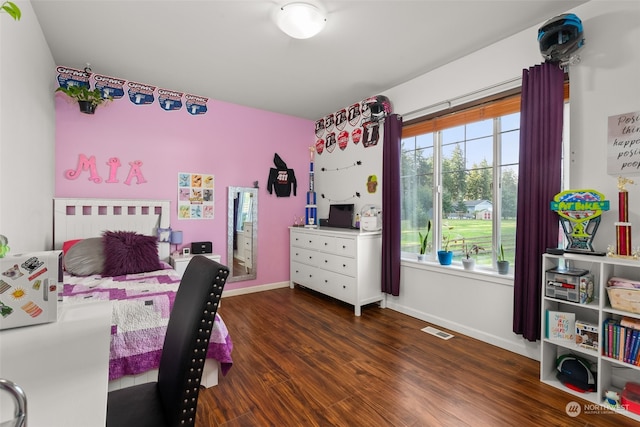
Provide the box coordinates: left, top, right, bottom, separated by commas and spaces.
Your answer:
222, 281, 289, 298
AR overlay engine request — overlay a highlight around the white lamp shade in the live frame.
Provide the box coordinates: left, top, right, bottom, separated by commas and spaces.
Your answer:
277, 3, 326, 39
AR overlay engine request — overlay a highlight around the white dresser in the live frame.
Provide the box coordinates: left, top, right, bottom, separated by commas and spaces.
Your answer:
289, 227, 385, 316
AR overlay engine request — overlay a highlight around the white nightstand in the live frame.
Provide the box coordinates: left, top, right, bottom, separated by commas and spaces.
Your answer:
170, 253, 221, 278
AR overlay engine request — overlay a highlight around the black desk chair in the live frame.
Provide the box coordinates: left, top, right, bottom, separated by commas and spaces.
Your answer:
106, 256, 228, 427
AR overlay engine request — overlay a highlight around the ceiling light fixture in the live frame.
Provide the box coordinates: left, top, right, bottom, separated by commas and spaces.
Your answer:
276, 3, 326, 39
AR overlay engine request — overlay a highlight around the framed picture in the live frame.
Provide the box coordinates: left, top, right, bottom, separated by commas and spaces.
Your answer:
182, 247, 191, 256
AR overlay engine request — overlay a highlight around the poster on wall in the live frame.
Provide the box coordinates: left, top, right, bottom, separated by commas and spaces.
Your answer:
607, 110, 640, 175
178, 172, 214, 220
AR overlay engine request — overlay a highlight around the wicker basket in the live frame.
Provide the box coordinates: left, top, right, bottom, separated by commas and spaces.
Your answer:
607, 286, 640, 314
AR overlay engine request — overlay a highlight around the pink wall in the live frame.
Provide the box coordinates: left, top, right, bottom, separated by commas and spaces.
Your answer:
55, 83, 313, 291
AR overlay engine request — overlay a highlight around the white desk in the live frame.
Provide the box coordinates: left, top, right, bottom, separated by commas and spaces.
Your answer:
0, 301, 112, 427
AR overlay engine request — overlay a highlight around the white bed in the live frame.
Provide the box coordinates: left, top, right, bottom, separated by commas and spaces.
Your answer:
53, 198, 232, 391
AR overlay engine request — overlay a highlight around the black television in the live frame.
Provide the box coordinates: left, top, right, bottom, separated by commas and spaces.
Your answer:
328, 204, 354, 229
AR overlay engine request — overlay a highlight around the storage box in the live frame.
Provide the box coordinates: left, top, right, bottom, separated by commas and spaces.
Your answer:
606, 286, 640, 314
545, 268, 593, 304
575, 320, 599, 351
622, 382, 640, 415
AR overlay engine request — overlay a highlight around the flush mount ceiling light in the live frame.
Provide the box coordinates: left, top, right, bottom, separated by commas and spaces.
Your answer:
277, 3, 326, 39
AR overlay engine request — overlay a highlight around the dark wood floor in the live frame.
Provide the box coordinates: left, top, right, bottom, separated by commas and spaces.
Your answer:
196, 286, 637, 427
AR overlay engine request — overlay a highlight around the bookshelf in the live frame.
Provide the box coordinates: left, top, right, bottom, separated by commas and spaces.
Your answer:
540, 253, 640, 421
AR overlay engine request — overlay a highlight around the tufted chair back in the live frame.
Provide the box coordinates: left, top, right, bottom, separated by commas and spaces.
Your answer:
157, 256, 228, 426
106, 255, 228, 427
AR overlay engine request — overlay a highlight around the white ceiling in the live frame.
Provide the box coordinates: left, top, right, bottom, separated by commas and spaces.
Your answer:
31, 0, 587, 120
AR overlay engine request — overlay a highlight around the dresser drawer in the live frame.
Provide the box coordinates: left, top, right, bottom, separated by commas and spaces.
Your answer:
321, 253, 356, 277
291, 247, 318, 266
316, 269, 356, 303
334, 237, 356, 257
290, 261, 319, 287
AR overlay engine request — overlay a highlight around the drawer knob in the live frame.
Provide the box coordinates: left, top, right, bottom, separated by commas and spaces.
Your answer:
343, 285, 346, 289
342, 245, 346, 249
325, 260, 328, 263
342, 264, 346, 267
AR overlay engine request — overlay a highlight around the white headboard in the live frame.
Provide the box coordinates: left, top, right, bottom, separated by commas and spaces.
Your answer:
53, 198, 171, 260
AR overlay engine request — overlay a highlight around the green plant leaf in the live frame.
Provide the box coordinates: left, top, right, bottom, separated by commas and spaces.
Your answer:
1, 1, 21, 20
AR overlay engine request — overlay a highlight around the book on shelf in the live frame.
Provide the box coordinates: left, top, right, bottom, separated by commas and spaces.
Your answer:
603, 317, 640, 365
546, 310, 575, 344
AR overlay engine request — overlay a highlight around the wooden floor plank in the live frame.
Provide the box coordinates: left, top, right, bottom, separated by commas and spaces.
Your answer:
196, 287, 639, 426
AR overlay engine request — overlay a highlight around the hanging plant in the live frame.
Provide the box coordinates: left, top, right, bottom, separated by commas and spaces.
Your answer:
1, 1, 21, 20
55, 85, 113, 114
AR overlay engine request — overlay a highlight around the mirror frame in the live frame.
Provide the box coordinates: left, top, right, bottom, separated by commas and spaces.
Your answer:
227, 186, 258, 282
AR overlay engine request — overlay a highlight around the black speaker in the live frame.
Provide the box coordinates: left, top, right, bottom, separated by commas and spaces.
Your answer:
191, 241, 212, 254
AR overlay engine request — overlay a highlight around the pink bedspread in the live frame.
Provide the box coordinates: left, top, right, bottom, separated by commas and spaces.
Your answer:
60, 267, 233, 381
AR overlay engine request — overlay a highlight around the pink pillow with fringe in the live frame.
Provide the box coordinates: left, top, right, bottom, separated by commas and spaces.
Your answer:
102, 231, 161, 276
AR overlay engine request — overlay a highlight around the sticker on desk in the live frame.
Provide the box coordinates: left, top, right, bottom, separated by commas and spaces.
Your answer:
0, 280, 10, 294
0, 301, 13, 317
2, 264, 23, 280
21, 301, 42, 318
21, 257, 44, 274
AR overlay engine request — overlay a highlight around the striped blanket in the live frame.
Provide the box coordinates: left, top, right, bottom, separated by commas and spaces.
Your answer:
60, 266, 233, 381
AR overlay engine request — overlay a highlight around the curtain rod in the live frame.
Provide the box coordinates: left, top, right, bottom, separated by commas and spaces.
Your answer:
402, 76, 522, 121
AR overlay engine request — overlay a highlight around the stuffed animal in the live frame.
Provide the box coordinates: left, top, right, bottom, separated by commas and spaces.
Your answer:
603, 390, 621, 409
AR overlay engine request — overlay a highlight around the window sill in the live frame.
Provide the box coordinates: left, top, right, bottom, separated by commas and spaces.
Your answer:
401, 256, 514, 287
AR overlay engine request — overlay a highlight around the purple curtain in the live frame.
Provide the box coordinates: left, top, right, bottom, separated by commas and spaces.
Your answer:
513, 62, 564, 341
382, 114, 402, 295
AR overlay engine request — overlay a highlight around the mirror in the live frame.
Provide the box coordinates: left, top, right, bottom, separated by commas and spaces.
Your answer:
227, 187, 258, 282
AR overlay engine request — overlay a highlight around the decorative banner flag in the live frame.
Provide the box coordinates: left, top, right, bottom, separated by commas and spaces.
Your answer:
158, 88, 183, 111
178, 172, 214, 219
185, 94, 208, 115
94, 74, 126, 99
315, 118, 325, 138
127, 81, 156, 105
335, 109, 347, 130
56, 66, 90, 90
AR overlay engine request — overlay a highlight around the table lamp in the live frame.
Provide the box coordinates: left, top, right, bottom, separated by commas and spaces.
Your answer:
170, 230, 183, 256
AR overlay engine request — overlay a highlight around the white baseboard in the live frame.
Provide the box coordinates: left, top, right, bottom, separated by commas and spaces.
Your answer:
386, 300, 540, 361
222, 281, 290, 298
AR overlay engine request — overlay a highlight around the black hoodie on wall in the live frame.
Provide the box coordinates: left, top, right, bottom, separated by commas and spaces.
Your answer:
267, 153, 297, 197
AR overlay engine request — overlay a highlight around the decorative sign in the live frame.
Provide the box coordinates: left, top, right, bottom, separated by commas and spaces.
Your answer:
177, 173, 214, 219
550, 189, 609, 252
607, 110, 640, 175
64, 154, 147, 185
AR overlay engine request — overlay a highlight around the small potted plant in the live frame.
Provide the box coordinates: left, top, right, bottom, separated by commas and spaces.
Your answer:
437, 226, 454, 265
462, 242, 483, 271
417, 220, 431, 261
55, 84, 113, 114
497, 243, 509, 274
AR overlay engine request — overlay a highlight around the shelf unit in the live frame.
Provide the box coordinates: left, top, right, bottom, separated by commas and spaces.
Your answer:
540, 253, 640, 421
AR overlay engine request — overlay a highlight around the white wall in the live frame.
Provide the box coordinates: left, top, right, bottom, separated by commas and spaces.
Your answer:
0, 1, 56, 252
383, 0, 640, 360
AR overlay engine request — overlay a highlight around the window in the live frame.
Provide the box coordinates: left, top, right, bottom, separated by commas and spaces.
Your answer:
401, 93, 522, 270
401, 84, 569, 271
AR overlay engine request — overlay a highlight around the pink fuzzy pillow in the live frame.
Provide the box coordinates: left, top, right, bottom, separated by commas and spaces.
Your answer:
102, 231, 161, 276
